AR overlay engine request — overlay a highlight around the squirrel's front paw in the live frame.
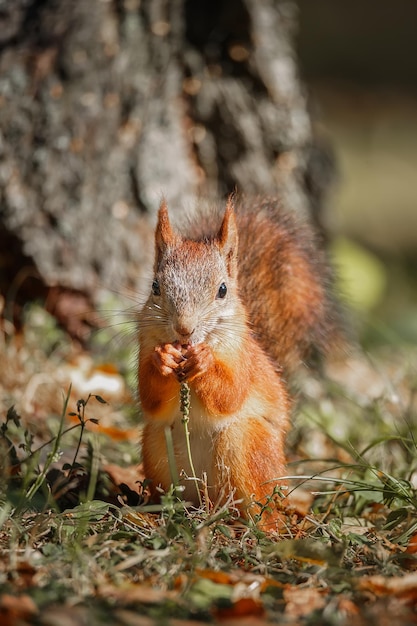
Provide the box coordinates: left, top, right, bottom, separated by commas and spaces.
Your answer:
177, 343, 214, 382
152, 342, 184, 377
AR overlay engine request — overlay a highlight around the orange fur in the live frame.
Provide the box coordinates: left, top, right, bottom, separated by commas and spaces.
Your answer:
138, 344, 179, 420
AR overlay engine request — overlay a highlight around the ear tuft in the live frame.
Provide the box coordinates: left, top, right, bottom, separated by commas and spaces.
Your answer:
155, 199, 176, 250
217, 196, 238, 276
154, 199, 177, 270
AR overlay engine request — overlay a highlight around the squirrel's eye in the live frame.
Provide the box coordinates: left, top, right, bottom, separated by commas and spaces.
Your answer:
152, 279, 161, 296
217, 282, 227, 299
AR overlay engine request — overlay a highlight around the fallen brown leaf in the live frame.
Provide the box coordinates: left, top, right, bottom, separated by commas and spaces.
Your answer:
284, 586, 327, 618
405, 533, 417, 555
0, 593, 38, 626
214, 596, 265, 620
104, 463, 145, 492
4, 561, 37, 590
358, 571, 417, 603
285, 486, 314, 517
97, 582, 176, 605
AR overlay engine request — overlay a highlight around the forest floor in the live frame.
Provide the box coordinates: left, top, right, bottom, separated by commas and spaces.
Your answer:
1, 303, 417, 625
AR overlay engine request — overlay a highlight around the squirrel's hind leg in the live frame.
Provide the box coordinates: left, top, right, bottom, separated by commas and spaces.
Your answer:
213, 418, 287, 531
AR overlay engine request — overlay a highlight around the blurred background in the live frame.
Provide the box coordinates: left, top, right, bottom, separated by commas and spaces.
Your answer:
1, 0, 416, 352
297, 0, 417, 347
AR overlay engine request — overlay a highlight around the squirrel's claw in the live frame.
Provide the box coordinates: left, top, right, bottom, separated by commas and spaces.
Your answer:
152, 343, 184, 377
177, 343, 214, 382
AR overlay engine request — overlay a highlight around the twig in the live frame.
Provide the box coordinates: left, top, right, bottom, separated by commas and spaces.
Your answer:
180, 382, 203, 508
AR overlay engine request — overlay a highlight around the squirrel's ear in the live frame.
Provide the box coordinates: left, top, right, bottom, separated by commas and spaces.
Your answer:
155, 199, 177, 257
217, 197, 238, 277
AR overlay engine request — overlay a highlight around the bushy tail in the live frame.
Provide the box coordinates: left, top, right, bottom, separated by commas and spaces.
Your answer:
236, 197, 345, 375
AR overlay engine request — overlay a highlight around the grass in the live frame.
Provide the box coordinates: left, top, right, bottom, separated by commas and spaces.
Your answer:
1, 306, 417, 624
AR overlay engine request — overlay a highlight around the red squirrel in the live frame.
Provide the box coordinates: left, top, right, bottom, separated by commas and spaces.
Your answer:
138, 196, 340, 530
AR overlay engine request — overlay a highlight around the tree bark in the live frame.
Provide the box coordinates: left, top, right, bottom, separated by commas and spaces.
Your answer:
0, 0, 334, 337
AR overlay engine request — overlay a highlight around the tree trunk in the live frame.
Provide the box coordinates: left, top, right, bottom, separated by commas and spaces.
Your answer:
0, 0, 333, 338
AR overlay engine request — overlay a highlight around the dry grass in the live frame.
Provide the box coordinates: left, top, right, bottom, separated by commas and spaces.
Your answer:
1, 304, 417, 624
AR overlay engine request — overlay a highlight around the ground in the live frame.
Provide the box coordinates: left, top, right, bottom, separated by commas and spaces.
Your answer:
1, 302, 417, 625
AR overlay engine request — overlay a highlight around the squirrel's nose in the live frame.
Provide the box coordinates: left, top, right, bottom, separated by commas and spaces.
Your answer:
174, 323, 195, 338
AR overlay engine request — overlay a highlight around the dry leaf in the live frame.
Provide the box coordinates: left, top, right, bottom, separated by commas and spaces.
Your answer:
405, 533, 417, 556
214, 596, 265, 619
98, 582, 176, 605
284, 586, 327, 618
358, 572, 417, 603
0, 593, 38, 626
285, 486, 314, 517
104, 463, 145, 492
5, 561, 37, 589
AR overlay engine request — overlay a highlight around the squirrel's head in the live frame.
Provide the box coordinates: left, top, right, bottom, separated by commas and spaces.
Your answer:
146, 198, 243, 346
